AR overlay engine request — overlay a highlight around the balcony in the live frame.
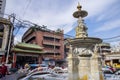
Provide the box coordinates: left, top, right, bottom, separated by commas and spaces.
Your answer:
43, 55, 62, 60
43, 40, 61, 46
101, 48, 111, 52
44, 48, 60, 53
43, 34, 61, 39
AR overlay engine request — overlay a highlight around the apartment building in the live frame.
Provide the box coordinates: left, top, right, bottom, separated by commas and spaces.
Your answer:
22, 26, 64, 65
0, 18, 13, 63
98, 43, 111, 55
0, 0, 6, 17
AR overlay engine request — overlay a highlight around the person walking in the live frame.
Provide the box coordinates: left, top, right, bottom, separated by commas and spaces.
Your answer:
1, 63, 8, 79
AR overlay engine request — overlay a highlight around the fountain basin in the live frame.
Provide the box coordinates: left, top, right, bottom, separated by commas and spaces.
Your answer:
68, 37, 102, 47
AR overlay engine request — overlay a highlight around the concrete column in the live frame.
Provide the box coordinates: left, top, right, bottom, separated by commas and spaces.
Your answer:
67, 53, 79, 80
78, 57, 90, 80
12, 53, 16, 68
2, 25, 9, 50
90, 56, 104, 80
110, 60, 113, 66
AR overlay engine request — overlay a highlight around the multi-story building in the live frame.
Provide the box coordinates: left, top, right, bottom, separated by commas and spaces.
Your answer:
22, 26, 64, 65
0, 17, 13, 63
97, 43, 111, 65
97, 42, 120, 69
64, 38, 70, 58
0, 0, 6, 17
98, 43, 111, 55
105, 52, 120, 69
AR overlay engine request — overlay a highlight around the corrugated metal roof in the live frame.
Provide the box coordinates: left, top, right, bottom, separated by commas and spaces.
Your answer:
12, 47, 44, 54
12, 43, 45, 54
15, 43, 43, 50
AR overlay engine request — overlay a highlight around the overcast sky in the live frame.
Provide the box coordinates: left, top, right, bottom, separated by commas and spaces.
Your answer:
5, 0, 120, 46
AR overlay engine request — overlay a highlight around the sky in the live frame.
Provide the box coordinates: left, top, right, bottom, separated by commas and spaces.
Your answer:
5, 0, 120, 46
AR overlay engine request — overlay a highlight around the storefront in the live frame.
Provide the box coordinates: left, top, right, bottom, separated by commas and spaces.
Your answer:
12, 43, 44, 68
105, 52, 120, 69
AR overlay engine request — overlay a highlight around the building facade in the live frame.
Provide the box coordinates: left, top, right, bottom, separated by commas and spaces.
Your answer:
12, 43, 44, 68
105, 52, 120, 69
22, 26, 64, 65
98, 43, 111, 55
97, 43, 111, 66
0, 17, 13, 63
0, 0, 6, 17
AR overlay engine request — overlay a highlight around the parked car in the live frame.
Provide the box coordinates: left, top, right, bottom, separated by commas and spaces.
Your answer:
115, 70, 120, 75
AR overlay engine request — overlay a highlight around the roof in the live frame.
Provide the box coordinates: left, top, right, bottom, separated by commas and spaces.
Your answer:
12, 43, 44, 54
15, 43, 43, 50
12, 47, 44, 54
22, 26, 64, 40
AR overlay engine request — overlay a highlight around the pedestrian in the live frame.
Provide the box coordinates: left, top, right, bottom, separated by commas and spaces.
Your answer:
24, 63, 30, 73
1, 63, 8, 78
37, 64, 42, 71
24, 63, 30, 69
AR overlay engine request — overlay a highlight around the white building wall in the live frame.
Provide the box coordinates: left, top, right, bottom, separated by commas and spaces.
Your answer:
0, 0, 6, 17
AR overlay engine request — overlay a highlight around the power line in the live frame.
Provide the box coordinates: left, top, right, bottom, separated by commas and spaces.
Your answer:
13, 18, 75, 38
1, 12, 120, 40
104, 39, 120, 43
22, 0, 32, 18
103, 35, 120, 40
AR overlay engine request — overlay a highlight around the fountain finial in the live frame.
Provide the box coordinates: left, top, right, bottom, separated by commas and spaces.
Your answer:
77, 2, 82, 11
73, 2, 88, 38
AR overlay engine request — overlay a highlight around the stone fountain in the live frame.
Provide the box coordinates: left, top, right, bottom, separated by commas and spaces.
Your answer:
67, 3, 104, 80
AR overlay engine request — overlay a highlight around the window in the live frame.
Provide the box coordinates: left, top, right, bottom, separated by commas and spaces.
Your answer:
0, 24, 4, 32
0, 38, 2, 48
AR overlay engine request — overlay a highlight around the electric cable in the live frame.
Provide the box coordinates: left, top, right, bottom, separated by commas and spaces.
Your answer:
22, 0, 32, 18
103, 35, 120, 40
1, 12, 120, 42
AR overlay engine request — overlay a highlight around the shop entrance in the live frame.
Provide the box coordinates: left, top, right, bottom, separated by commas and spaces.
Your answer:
16, 56, 38, 68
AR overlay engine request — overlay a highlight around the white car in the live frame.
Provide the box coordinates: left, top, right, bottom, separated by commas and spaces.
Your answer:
19, 67, 68, 80
115, 70, 120, 75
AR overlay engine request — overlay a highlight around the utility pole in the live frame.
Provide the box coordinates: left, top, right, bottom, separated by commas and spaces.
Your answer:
6, 13, 15, 64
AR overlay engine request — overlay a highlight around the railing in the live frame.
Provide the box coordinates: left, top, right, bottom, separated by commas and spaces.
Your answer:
45, 50, 60, 53
43, 34, 61, 39
43, 40, 61, 46
101, 48, 111, 51
43, 55, 62, 59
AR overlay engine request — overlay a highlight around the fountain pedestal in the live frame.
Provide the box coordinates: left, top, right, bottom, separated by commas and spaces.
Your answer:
78, 57, 90, 80
90, 48, 104, 80
67, 46, 79, 80
67, 38, 104, 80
